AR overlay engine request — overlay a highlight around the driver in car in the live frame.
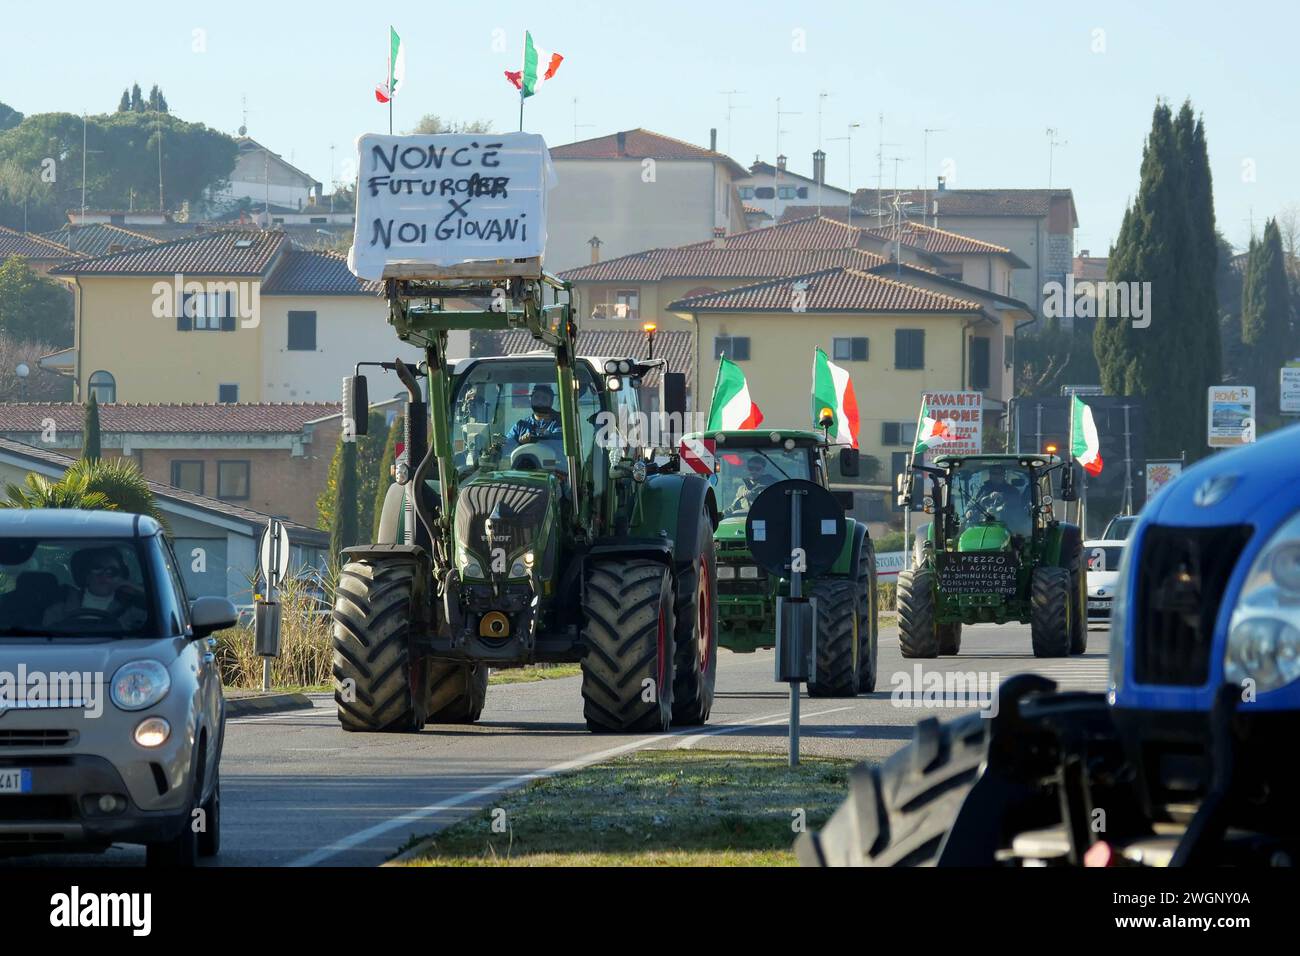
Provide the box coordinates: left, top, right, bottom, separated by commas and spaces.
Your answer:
44, 546, 148, 630
507, 384, 562, 445
730, 454, 775, 513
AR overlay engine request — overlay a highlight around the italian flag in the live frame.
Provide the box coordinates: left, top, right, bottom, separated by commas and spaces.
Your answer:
505, 31, 563, 98
913, 398, 954, 456
811, 348, 860, 447
375, 27, 405, 103
707, 357, 764, 430
1070, 394, 1103, 476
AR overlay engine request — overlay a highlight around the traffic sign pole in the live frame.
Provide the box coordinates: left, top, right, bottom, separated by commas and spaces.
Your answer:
789, 487, 803, 767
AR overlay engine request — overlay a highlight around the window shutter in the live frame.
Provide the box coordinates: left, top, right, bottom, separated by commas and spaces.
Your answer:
220, 293, 237, 331
177, 292, 192, 331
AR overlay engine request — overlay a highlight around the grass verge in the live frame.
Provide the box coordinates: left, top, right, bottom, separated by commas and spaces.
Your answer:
397, 748, 852, 866
488, 664, 582, 685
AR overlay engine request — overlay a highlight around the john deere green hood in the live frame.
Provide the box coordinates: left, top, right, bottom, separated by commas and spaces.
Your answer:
715, 515, 750, 544
957, 523, 1012, 552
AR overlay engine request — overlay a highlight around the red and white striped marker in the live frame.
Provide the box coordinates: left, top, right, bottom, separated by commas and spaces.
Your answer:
679, 437, 717, 477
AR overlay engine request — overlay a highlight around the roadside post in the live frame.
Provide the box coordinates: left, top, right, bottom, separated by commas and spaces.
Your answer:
746, 476, 846, 767
255, 518, 290, 691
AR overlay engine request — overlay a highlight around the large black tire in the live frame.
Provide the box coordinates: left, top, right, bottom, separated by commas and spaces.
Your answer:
1031, 566, 1072, 658
795, 713, 989, 866
897, 568, 938, 659
937, 622, 962, 656
671, 519, 718, 726
581, 560, 675, 733
808, 578, 860, 698
857, 538, 879, 693
1066, 541, 1087, 655
427, 662, 488, 723
332, 560, 429, 732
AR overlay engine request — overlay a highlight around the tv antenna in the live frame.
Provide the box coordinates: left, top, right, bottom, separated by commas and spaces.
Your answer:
1047, 128, 1068, 188
719, 90, 746, 155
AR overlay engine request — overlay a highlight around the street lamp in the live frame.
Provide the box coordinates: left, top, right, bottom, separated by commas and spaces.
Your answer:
643, 322, 657, 359
15, 362, 29, 402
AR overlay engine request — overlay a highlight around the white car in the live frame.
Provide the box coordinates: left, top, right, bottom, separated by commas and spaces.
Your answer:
1083, 538, 1126, 623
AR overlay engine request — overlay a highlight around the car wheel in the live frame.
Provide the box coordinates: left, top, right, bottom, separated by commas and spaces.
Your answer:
198, 770, 220, 858
145, 755, 201, 867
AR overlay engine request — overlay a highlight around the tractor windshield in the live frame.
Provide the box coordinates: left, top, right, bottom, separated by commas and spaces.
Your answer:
451, 359, 601, 480
949, 460, 1034, 537
716, 446, 812, 516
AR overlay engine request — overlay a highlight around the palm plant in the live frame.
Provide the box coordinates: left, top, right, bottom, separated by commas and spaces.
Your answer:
1, 457, 167, 530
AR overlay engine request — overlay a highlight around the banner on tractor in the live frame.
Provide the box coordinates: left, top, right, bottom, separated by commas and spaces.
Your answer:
918, 391, 983, 458
347, 132, 557, 280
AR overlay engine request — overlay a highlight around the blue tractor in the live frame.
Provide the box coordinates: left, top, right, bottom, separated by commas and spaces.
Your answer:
799, 423, 1300, 866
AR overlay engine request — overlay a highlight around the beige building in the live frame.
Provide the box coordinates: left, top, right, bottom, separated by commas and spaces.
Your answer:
546, 129, 749, 274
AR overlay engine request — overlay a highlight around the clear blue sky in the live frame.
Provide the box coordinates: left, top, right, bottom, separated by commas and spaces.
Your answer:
4, 0, 1295, 252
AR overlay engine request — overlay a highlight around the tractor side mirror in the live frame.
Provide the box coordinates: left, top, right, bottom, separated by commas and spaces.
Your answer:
343, 374, 369, 438
1060, 462, 1079, 502
838, 446, 860, 478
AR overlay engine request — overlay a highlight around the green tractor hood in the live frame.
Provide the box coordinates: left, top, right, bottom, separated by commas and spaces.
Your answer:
453, 470, 561, 580
715, 514, 750, 545
957, 522, 1012, 552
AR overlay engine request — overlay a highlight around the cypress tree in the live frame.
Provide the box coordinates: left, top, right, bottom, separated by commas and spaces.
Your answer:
1241, 219, 1295, 419
82, 392, 101, 462
329, 439, 359, 557
130, 83, 144, 112
117, 90, 131, 112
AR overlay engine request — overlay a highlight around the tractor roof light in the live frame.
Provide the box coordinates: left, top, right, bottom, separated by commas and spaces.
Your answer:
819, 406, 835, 428
606, 375, 622, 391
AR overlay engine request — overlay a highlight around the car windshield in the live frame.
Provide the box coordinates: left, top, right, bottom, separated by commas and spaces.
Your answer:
949, 460, 1035, 537
451, 359, 601, 480
1104, 516, 1137, 540
0, 537, 157, 638
1086, 545, 1125, 573
716, 445, 812, 515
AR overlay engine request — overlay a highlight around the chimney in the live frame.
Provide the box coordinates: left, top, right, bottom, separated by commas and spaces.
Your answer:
776, 154, 787, 172
812, 150, 826, 185
712, 226, 726, 249
1080, 249, 1090, 258
710, 128, 717, 152
588, 235, 603, 264
936, 176, 947, 192
616, 131, 627, 156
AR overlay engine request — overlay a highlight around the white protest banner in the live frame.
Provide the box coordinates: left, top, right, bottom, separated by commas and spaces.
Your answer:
920, 390, 983, 457
347, 132, 557, 281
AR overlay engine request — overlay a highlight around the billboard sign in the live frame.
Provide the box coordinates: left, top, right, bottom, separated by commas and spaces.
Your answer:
1207, 385, 1256, 448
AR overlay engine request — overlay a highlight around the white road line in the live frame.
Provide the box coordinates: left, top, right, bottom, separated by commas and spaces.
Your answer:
674, 706, 853, 749
286, 705, 845, 867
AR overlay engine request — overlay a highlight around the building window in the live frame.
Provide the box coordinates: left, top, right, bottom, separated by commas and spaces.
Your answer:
1004, 334, 1015, 368
713, 336, 750, 361
217, 460, 250, 500
777, 186, 797, 200
895, 329, 925, 369
170, 460, 204, 495
288, 310, 317, 350
753, 186, 775, 199
738, 186, 755, 199
881, 422, 918, 446
797, 187, 808, 199
613, 290, 639, 320
218, 383, 239, 403
87, 370, 116, 403
970, 335, 991, 390
833, 337, 869, 362
180, 291, 235, 331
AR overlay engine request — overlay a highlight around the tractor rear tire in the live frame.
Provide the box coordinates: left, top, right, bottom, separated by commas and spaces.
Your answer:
808, 578, 860, 698
331, 559, 427, 733
857, 538, 879, 693
1031, 566, 1072, 658
426, 662, 488, 724
937, 622, 962, 656
672, 519, 718, 726
795, 713, 989, 866
897, 569, 939, 659
581, 560, 676, 733
1066, 543, 1087, 655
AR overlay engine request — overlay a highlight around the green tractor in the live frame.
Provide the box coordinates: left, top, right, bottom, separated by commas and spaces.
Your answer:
332, 271, 720, 734
687, 428, 879, 695
894, 453, 1085, 658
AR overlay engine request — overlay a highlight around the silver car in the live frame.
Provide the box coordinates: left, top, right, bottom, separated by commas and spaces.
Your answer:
0, 510, 235, 866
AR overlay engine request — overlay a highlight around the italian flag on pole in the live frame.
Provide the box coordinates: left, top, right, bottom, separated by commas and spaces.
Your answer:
505, 31, 563, 98
375, 27, 405, 103
707, 357, 764, 430
913, 398, 954, 456
1070, 393, 1104, 475
811, 348, 860, 447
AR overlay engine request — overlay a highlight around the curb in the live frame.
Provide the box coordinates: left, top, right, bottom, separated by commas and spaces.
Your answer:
225, 692, 314, 717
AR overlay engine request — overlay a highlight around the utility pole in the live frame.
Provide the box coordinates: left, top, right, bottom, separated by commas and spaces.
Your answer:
874, 113, 900, 227
1047, 128, 1068, 189
1122, 404, 1135, 516
816, 91, 829, 214
922, 127, 946, 227
157, 109, 164, 212
885, 154, 911, 270
718, 89, 745, 156
81, 111, 87, 223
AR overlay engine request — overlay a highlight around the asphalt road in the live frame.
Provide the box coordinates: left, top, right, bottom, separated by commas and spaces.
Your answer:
11, 620, 1111, 867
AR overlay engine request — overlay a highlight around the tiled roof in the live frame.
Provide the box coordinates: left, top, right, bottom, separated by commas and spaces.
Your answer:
864, 261, 1032, 311
668, 267, 983, 314
50, 229, 287, 277
852, 188, 1078, 223
550, 129, 748, 178
0, 402, 339, 435
864, 222, 1018, 258
560, 247, 885, 283
684, 215, 865, 250
0, 436, 326, 542
476, 329, 694, 385
0, 225, 81, 262
39, 223, 159, 258
261, 250, 382, 295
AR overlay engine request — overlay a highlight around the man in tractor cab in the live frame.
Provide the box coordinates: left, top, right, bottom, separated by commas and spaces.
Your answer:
729, 454, 776, 514
507, 384, 562, 445
976, 464, 1022, 509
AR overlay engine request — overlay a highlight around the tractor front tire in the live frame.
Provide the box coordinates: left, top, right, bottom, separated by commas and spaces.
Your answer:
808, 578, 860, 698
897, 569, 939, 659
1066, 544, 1087, 655
332, 559, 430, 733
857, 538, 879, 693
937, 622, 962, 656
426, 662, 488, 724
672, 519, 718, 726
1031, 566, 1072, 658
581, 560, 676, 733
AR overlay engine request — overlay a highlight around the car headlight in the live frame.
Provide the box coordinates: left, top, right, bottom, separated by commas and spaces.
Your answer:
111, 661, 171, 712
1225, 511, 1300, 694
717, 566, 736, 580
1107, 539, 1137, 701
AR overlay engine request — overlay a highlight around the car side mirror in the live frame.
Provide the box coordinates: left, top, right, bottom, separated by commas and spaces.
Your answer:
838, 446, 860, 478
342, 374, 369, 437
190, 595, 238, 639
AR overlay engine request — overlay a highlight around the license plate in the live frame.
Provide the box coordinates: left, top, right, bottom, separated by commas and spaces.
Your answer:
1087, 600, 1111, 610
0, 769, 32, 794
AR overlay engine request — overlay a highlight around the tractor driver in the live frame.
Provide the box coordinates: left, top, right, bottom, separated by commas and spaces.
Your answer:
507, 384, 562, 445
730, 454, 775, 513
975, 464, 1022, 512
